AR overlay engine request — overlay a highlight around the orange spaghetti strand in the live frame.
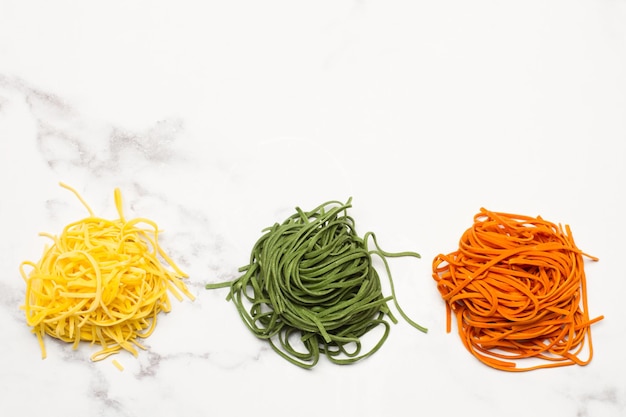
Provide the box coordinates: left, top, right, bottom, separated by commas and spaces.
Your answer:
432, 208, 603, 372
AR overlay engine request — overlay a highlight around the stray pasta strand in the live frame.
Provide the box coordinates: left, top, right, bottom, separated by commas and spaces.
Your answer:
20, 183, 194, 361
206, 198, 427, 369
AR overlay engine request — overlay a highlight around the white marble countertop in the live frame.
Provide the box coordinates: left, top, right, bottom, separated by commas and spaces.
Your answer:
1, 1, 625, 416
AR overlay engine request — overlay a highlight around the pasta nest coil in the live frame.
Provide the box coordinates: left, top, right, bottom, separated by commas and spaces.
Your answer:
207, 198, 427, 368
20, 183, 194, 362
432, 208, 603, 371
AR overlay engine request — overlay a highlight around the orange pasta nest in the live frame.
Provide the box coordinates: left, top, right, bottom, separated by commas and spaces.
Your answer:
20, 183, 194, 362
432, 208, 603, 372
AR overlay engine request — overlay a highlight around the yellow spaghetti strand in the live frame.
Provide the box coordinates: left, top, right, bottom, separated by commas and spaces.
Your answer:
112, 359, 124, 371
20, 183, 194, 361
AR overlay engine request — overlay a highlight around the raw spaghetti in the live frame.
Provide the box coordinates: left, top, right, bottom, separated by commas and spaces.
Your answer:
206, 198, 427, 369
432, 208, 603, 371
20, 183, 194, 361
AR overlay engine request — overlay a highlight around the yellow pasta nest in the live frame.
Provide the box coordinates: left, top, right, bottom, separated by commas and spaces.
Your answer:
20, 183, 194, 361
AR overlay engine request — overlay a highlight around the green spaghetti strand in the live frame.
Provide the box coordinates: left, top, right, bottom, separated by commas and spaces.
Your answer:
206, 198, 427, 368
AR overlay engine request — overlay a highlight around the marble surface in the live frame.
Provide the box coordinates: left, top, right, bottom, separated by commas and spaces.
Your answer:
1, 1, 625, 416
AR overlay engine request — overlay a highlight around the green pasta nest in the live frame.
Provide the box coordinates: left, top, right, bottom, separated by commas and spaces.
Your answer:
207, 198, 426, 368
